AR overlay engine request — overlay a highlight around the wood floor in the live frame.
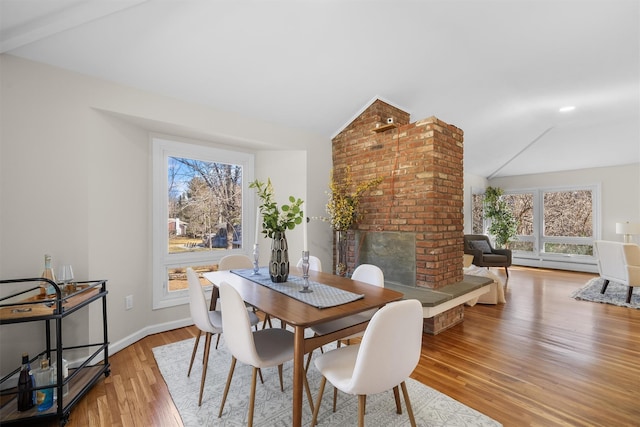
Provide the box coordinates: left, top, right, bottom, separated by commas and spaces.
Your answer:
46, 266, 639, 427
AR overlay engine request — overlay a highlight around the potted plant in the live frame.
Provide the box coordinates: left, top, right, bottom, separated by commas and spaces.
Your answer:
483, 186, 518, 249
323, 167, 383, 275
250, 178, 304, 282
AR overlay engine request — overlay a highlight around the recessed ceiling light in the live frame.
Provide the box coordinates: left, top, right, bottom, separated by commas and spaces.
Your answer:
559, 106, 575, 113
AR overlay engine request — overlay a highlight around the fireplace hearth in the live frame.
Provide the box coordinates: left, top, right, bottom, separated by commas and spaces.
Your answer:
356, 231, 416, 287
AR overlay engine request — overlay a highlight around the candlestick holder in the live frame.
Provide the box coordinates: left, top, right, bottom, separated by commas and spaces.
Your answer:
252, 243, 260, 275
300, 250, 312, 293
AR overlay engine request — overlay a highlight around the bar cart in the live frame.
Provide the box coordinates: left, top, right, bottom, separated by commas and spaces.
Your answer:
0, 278, 110, 426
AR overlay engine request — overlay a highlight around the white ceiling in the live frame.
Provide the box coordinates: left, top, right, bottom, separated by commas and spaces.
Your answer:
1, 0, 638, 178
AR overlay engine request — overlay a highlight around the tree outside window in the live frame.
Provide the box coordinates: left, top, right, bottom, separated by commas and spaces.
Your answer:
152, 138, 254, 308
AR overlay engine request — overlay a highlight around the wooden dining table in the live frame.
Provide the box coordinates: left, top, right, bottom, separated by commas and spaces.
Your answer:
203, 266, 404, 427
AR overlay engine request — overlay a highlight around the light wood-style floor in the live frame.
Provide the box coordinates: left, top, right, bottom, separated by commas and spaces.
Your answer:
47, 266, 640, 427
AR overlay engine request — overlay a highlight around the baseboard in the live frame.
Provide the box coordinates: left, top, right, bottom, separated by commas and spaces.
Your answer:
92, 316, 193, 365
514, 257, 598, 273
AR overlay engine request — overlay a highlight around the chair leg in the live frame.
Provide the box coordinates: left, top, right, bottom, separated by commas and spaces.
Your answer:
333, 386, 338, 412
600, 279, 610, 294
187, 330, 201, 377
218, 357, 237, 418
248, 367, 258, 427
198, 332, 212, 406
304, 372, 314, 413
392, 385, 402, 414
358, 395, 366, 427
400, 381, 417, 427
311, 376, 327, 427
305, 350, 313, 372
277, 364, 284, 392
627, 286, 633, 304
504, 266, 509, 278
215, 333, 221, 349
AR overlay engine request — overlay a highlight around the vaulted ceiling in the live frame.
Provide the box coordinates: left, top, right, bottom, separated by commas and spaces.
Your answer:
1, 0, 638, 178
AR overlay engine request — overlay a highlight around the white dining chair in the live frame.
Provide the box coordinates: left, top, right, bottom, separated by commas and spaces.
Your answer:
296, 255, 323, 272
310, 299, 423, 427
218, 254, 253, 270
186, 267, 260, 405
217, 281, 314, 426
218, 254, 270, 328
186, 267, 224, 406
310, 264, 384, 340
304, 264, 384, 371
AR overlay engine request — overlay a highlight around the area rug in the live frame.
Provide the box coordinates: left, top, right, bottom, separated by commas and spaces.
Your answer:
570, 277, 639, 309
152, 334, 502, 426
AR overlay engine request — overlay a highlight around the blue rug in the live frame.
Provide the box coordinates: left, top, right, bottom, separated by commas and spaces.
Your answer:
570, 277, 639, 309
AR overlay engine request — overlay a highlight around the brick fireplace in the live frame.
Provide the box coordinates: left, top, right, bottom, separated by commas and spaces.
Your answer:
332, 99, 465, 333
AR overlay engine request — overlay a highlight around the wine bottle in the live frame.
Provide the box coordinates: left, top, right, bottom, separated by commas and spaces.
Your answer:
17, 353, 34, 411
41, 254, 57, 297
33, 357, 54, 412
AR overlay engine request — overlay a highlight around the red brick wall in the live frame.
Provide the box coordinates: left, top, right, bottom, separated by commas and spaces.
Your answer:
332, 99, 464, 289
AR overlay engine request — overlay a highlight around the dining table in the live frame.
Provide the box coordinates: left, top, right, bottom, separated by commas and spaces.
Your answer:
203, 266, 404, 427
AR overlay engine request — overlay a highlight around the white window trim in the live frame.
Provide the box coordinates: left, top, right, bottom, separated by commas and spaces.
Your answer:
506, 184, 601, 271
152, 136, 255, 309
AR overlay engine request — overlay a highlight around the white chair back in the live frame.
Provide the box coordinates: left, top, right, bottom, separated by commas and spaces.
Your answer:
219, 281, 261, 366
219, 254, 253, 270
350, 299, 422, 395
352, 264, 384, 287
187, 268, 219, 333
296, 256, 323, 272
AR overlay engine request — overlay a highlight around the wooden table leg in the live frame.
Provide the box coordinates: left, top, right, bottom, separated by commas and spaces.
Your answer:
209, 286, 219, 311
292, 325, 305, 427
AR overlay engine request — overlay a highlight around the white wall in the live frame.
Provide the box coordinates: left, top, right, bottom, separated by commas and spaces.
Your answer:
0, 55, 331, 374
490, 163, 640, 242
490, 164, 640, 271
465, 161, 639, 272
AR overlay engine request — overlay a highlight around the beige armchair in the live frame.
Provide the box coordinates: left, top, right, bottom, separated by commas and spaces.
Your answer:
464, 234, 512, 277
593, 240, 640, 303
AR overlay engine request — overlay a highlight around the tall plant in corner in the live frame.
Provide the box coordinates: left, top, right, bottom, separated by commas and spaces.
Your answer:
483, 186, 518, 249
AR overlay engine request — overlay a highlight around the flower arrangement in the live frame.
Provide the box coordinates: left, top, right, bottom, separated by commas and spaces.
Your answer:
249, 178, 304, 239
324, 166, 384, 231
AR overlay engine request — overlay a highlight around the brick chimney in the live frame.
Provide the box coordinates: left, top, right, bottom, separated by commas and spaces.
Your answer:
332, 99, 464, 290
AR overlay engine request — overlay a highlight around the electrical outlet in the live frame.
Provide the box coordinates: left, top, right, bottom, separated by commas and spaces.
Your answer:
125, 295, 133, 310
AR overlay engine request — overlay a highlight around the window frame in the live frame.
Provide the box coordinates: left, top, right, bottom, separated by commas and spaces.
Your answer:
152, 136, 255, 309
505, 184, 601, 268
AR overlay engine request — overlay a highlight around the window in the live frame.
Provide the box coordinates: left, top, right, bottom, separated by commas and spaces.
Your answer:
542, 189, 594, 256
503, 192, 534, 252
471, 193, 484, 234
152, 137, 255, 309
473, 185, 599, 270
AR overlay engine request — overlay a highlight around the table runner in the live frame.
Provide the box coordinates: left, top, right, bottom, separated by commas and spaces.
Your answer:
231, 267, 364, 309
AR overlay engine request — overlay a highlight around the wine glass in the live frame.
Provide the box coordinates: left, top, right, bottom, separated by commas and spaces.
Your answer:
58, 265, 74, 294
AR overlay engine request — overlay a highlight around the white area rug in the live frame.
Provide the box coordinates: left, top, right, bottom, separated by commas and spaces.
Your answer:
153, 333, 502, 426
571, 277, 639, 309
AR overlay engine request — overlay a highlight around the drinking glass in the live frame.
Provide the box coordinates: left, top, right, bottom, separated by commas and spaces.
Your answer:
58, 265, 74, 294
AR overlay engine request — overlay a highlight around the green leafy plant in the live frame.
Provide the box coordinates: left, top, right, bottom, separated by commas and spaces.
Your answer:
249, 178, 304, 239
484, 186, 518, 249
324, 166, 384, 231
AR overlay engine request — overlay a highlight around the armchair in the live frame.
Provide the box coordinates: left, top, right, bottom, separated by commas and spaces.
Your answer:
463, 234, 512, 277
593, 240, 640, 303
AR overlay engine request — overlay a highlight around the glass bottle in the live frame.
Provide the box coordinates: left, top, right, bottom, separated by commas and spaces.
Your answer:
52, 357, 69, 398
17, 353, 35, 411
32, 357, 54, 412
41, 254, 57, 297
